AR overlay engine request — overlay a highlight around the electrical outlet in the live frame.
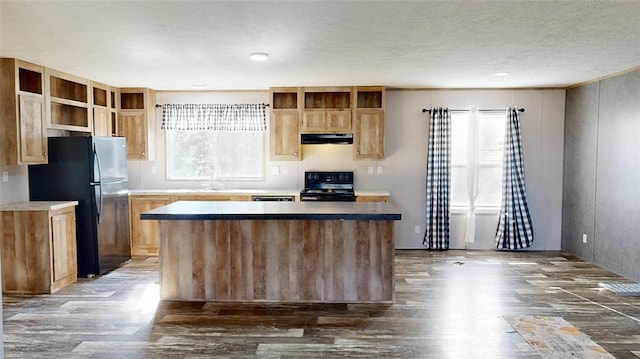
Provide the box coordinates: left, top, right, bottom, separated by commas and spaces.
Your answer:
582, 233, 587, 243
2, 171, 8, 182
415, 225, 421, 234
377, 166, 383, 174
281, 166, 288, 175
270, 166, 280, 175
367, 167, 374, 175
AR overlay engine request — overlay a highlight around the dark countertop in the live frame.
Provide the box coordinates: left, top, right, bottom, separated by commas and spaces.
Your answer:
141, 201, 402, 221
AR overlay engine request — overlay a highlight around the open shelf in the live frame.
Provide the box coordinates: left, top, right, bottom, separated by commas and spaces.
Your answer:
272, 92, 297, 110
121, 92, 145, 110
357, 91, 383, 109
93, 87, 107, 107
49, 77, 88, 103
18, 68, 43, 94
304, 92, 351, 109
50, 102, 90, 130
110, 90, 116, 109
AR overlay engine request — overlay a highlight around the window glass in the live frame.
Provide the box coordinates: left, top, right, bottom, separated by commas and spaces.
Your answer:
166, 131, 264, 180
450, 111, 505, 209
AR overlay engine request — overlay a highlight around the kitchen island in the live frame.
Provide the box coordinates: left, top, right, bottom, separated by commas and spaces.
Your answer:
141, 201, 401, 303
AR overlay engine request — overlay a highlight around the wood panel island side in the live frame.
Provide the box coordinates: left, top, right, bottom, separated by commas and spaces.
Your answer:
141, 201, 401, 303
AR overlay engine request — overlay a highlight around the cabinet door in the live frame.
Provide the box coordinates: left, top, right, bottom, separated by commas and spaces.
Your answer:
130, 196, 171, 256
301, 110, 326, 132
51, 210, 77, 283
118, 111, 148, 160
354, 109, 384, 159
271, 110, 300, 160
18, 93, 47, 164
326, 110, 352, 132
356, 196, 388, 202
93, 107, 112, 137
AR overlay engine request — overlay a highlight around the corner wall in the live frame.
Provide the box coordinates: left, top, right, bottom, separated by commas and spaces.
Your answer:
563, 70, 640, 281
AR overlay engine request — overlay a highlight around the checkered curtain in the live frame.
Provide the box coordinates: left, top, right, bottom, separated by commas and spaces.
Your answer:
496, 107, 534, 249
423, 107, 451, 250
161, 104, 267, 131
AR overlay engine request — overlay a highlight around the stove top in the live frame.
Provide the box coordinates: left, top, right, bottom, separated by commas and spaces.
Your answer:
301, 171, 355, 202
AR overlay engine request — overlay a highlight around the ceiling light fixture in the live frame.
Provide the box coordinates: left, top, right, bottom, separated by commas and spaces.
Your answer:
250, 52, 269, 61
494, 72, 510, 77
191, 84, 205, 90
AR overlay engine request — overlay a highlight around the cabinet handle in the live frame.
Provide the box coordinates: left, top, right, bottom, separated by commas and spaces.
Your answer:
294, 152, 298, 156
356, 151, 360, 155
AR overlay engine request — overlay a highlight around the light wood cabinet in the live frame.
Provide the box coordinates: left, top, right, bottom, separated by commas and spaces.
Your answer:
270, 87, 301, 160
45, 68, 92, 132
302, 87, 352, 133
129, 193, 254, 256
302, 110, 351, 133
0, 203, 78, 294
356, 195, 389, 202
0, 58, 48, 165
129, 195, 171, 256
354, 87, 385, 159
118, 88, 156, 160
91, 81, 112, 136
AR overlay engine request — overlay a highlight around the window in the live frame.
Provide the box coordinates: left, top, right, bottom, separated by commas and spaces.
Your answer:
161, 103, 267, 180
450, 111, 506, 209
166, 130, 264, 180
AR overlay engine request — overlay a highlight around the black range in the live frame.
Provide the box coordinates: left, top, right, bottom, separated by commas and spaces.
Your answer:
300, 171, 356, 202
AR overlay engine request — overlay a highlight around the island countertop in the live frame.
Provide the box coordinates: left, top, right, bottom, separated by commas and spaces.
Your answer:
141, 200, 401, 221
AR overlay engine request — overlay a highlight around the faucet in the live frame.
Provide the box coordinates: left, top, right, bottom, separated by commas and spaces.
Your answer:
198, 164, 225, 190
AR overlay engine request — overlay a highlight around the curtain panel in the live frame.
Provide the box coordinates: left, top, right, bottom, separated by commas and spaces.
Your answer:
495, 107, 534, 249
423, 107, 451, 250
161, 103, 267, 131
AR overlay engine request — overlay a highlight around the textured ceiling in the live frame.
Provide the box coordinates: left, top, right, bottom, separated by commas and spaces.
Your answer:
1, 1, 639, 90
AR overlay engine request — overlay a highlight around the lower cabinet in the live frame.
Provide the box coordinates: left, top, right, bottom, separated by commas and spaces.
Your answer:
356, 195, 389, 202
129, 195, 171, 256
129, 193, 253, 256
0, 205, 78, 294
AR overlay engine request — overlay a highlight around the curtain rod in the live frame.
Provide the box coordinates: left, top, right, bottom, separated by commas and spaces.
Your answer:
422, 107, 524, 113
155, 103, 270, 108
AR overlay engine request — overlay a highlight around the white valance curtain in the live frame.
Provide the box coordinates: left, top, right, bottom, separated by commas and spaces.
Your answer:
161, 103, 267, 131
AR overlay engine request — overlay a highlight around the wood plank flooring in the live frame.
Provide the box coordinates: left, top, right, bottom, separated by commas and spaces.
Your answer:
3, 250, 640, 358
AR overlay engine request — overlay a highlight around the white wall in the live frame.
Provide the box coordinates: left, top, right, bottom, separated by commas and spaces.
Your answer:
385, 90, 565, 250
130, 88, 565, 250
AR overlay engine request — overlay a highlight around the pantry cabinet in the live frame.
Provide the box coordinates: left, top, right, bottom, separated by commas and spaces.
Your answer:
0, 58, 48, 165
118, 88, 156, 160
0, 202, 78, 294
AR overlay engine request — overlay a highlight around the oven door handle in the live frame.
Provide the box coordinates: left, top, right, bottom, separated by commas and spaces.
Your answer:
301, 196, 321, 201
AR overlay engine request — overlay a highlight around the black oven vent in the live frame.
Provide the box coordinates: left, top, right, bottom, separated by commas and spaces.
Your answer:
301, 133, 353, 145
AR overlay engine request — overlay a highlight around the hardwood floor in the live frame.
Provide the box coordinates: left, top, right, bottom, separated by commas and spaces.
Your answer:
3, 250, 640, 358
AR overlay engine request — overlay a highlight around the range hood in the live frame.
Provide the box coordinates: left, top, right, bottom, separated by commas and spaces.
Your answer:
301, 133, 353, 145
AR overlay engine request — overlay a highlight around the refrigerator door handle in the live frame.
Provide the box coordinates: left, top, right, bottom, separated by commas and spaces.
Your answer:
93, 145, 103, 224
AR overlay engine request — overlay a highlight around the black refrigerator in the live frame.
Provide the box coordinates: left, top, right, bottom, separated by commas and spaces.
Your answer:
29, 136, 131, 276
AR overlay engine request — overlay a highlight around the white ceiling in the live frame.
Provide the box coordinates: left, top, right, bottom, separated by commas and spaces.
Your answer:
2, 1, 639, 91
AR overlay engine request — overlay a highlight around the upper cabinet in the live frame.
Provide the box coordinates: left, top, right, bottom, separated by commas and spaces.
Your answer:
45, 68, 92, 133
91, 81, 112, 137
353, 86, 385, 159
118, 88, 156, 160
302, 87, 352, 133
270, 87, 301, 161
270, 85, 386, 161
0, 58, 48, 165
